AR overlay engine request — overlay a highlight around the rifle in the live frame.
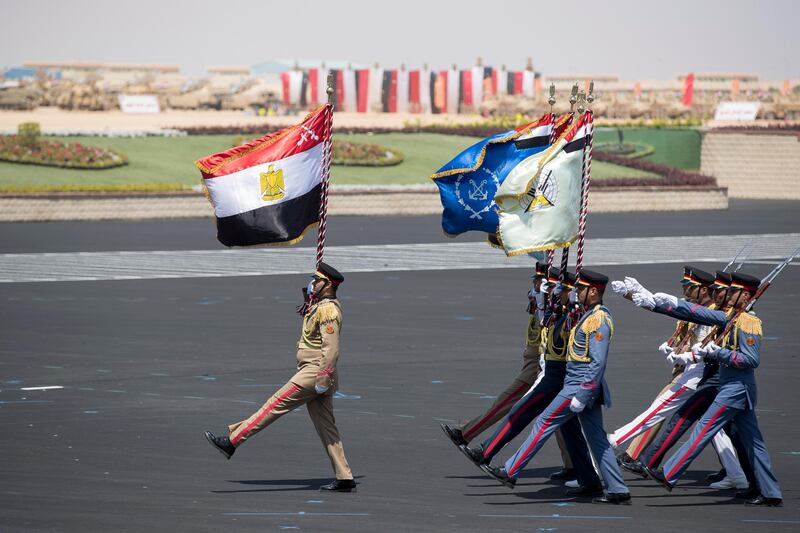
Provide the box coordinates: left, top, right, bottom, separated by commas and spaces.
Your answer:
704, 247, 799, 346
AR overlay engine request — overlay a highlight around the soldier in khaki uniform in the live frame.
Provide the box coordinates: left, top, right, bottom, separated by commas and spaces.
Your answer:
441, 264, 575, 478
204, 262, 355, 492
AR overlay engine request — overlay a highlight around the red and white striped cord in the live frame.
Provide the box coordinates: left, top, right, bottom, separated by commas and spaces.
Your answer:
315, 103, 334, 270
575, 112, 594, 275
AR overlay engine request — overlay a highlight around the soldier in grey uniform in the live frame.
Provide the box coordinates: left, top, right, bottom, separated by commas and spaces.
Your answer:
481, 270, 631, 505
638, 272, 783, 507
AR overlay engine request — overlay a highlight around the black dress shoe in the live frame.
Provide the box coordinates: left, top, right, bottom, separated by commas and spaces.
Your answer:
549, 467, 576, 480
641, 465, 673, 492
566, 485, 604, 497
459, 444, 488, 468
706, 468, 726, 482
441, 424, 467, 448
618, 456, 647, 478
480, 464, 516, 489
744, 495, 782, 507
593, 492, 632, 505
736, 487, 760, 499
204, 430, 235, 459
319, 479, 357, 492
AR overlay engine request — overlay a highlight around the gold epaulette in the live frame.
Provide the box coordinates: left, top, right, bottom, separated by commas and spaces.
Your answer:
735, 312, 762, 336
314, 300, 341, 324
581, 308, 608, 335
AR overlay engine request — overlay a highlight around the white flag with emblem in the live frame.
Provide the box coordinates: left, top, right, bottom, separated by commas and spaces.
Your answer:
495, 112, 592, 256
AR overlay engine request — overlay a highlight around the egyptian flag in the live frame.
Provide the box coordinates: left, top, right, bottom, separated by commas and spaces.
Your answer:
196, 105, 329, 247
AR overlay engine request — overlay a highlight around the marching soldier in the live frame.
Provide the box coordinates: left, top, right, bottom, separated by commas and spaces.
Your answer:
611, 267, 747, 489
639, 272, 782, 507
204, 262, 356, 492
458, 269, 602, 496
614, 270, 750, 490
481, 270, 631, 505
441, 263, 548, 447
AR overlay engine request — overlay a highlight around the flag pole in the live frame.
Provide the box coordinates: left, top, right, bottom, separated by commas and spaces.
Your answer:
315, 72, 335, 271
575, 81, 595, 276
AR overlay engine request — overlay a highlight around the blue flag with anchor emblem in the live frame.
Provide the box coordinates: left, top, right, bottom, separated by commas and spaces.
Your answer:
430, 113, 557, 236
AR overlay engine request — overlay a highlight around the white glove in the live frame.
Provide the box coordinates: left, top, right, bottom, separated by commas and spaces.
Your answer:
658, 342, 674, 356
667, 351, 696, 365
533, 292, 544, 309
611, 280, 628, 295
315, 384, 330, 394
632, 290, 656, 310
569, 397, 585, 413
654, 292, 678, 308
623, 276, 647, 294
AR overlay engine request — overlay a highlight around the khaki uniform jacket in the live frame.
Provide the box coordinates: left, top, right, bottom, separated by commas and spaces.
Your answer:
292, 298, 343, 392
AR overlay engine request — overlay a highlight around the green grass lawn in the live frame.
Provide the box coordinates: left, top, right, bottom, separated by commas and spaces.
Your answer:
0, 132, 659, 189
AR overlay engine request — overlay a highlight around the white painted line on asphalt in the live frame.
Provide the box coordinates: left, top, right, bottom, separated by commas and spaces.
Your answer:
0, 233, 797, 283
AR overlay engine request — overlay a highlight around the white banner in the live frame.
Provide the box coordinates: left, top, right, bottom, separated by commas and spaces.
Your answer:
714, 101, 760, 121
118, 94, 160, 114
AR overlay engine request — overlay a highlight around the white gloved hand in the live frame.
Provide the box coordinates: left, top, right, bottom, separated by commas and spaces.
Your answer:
632, 290, 656, 310
623, 276, 646, 294
569, 397, 585, 413
653, 292, 679, 308
668, 351, 696, 365
533, 292, 545, 309
611, 280, 628, 295
658, 341, 674, 356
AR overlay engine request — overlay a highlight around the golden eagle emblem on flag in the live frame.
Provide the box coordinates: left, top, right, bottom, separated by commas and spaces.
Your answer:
260, 164, 285, 201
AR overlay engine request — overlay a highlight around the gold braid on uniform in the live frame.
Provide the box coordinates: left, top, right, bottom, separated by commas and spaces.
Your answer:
734, 313, 762, 336
315, 301, 340, 324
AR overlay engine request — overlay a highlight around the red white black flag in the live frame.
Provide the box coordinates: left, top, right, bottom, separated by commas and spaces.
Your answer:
196, 106, 330, 247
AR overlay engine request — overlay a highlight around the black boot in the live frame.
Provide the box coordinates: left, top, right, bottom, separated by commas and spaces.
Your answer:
618, 454, 647, 478
440, 424, 467, 448
204, 430, 235, 459
566, 485, 604, 497
319, 479, 357, 492
593, 492, 632, 505
480, 464, 516, 489
641, 464, 673, 492
549, 467, 576, 480
459, 444, 488, 468
744, 495, 782, 507
706, 468, 726, 482
736, 487, 760, 499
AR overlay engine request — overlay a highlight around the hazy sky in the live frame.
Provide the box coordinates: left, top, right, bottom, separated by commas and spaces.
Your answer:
1, 0, 797, 80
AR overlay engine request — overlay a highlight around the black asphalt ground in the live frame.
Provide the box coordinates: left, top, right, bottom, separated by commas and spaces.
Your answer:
1, 202, 799, 532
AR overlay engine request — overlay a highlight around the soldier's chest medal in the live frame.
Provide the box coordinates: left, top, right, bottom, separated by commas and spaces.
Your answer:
260, 164, 285, 201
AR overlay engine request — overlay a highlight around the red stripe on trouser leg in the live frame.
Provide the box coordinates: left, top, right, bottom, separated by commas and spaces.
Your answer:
462, 383, 530, 441
647, 395, 707, 468
630, 426, 656, 459
483, 392, 546, 457
616, 386, 688, 444
508, 398, 572, 477
230, 385, 300, 446
665, 405, 728, 481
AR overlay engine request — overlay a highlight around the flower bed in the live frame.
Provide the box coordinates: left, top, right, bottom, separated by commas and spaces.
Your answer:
330, 140, 403, 166
592, 152, 716, 187
0, 135, 128, 169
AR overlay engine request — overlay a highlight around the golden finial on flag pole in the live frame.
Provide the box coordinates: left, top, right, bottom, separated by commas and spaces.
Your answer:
569, 83, 579, 111
326, 71, 335, 107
